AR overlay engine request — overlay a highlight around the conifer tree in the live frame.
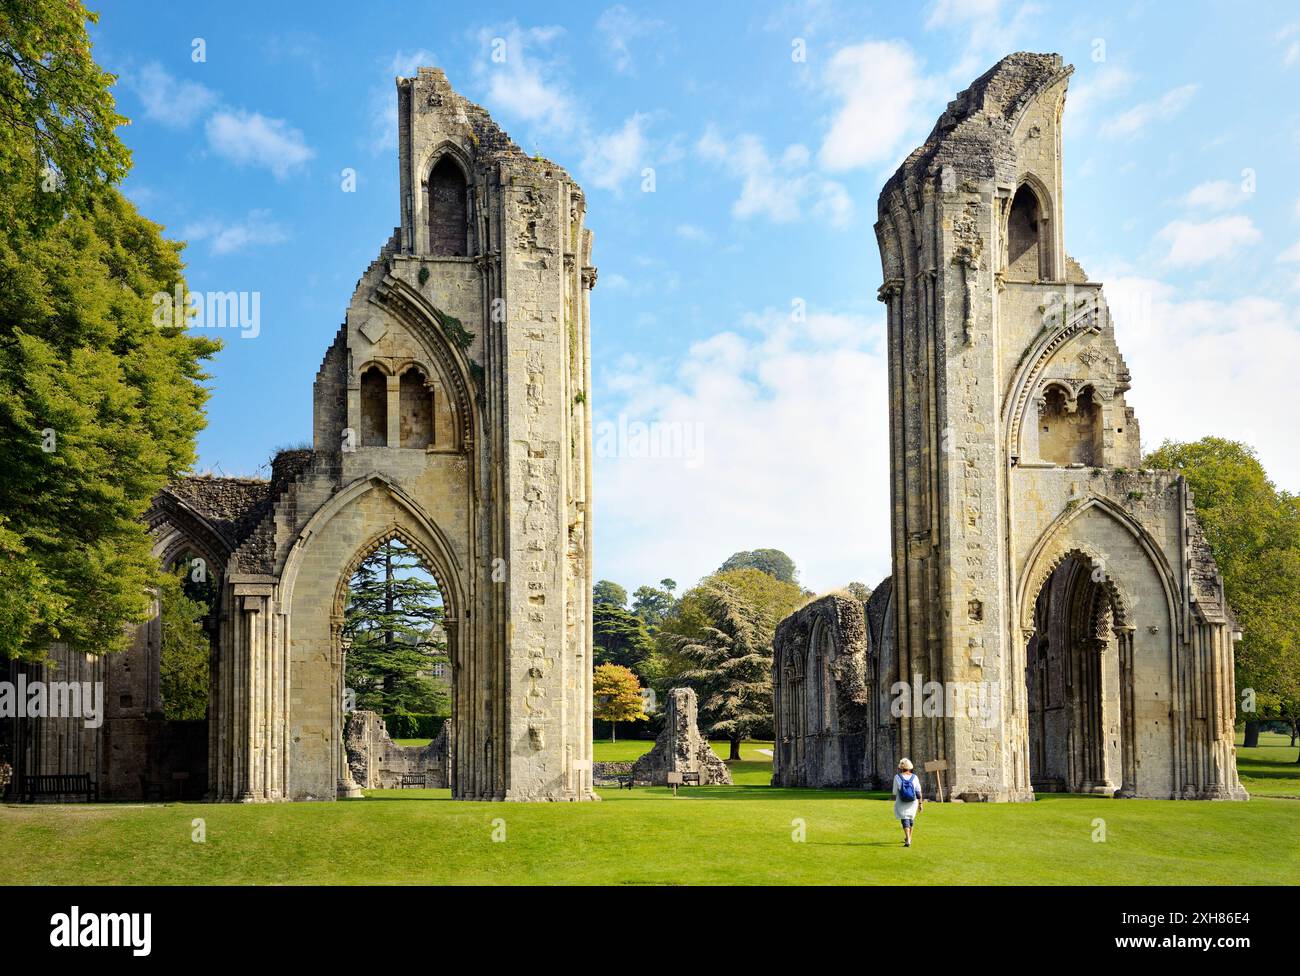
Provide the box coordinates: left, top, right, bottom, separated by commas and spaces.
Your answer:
343, 540, 448, 717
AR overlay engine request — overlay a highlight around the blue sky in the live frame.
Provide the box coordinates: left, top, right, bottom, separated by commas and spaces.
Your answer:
92, 0, 1300, 595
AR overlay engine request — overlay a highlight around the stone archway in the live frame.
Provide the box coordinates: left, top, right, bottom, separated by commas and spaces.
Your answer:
1014, 501, 1178, 799
1023, 549, 1135, 797
332, 526, 458, 797
280, 475, 474, 802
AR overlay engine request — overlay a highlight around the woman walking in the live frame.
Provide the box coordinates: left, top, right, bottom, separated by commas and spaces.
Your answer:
893, 758, 923, 847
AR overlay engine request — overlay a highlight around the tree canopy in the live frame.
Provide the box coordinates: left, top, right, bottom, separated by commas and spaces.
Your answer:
593, 603, 654, 676
592, 663, 646, 742
0, 1, 219, 661
717, 548, 798, 584
593, 579, 628, 609
1145, 437, 1300, 744
343, 540, 449, 717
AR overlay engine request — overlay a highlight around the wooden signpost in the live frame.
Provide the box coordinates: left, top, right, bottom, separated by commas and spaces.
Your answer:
924, 758, 949, 803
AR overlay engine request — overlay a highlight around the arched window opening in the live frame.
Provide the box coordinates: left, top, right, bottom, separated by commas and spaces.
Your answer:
1039, 385, 1100, 466
1007, 183, 1042, 279
158, 549, 214, 721
343, 538, 449, 736
360, 366, 388, 447
399, 367, 433, 449
427, 156, 469, 257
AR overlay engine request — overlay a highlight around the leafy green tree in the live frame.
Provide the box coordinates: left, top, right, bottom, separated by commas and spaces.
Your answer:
157, 568, 209, 721
343, 540, 448, 717
1145, 437, 1300, 751
0, 0, 131, 231
631, 579, 676, 631
0, 2, 218, 662
718, 548, 798, 584
845, 581, 873, 601
648, 567, 805, 720
667, 577, 776, 760
592, 663, 647, 743
593, 603, 654, 676
593, 579, 628, 608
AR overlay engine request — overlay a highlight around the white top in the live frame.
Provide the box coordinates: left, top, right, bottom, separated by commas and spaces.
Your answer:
892, 772, 922, 820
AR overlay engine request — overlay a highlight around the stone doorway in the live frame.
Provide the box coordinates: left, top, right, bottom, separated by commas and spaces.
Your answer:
1024, 551, 1135, 797
336, 535, 452, 797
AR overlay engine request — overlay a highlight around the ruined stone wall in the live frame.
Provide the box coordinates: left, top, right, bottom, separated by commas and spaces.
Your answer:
772, 595, 876, 788
344, 710, 450, 789
196, 67, 595, 803
863, 51, 1245, 801
630, 688, 731, 786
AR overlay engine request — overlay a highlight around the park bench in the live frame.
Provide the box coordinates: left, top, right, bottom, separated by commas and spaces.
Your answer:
24, 773, 97, 803
139, 774, 166, 802
399, 773, 427, 788
618, 775, 636, 790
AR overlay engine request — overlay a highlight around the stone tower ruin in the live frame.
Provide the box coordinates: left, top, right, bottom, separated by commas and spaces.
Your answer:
773, 53, 1246, 801
6, 68, 598, 803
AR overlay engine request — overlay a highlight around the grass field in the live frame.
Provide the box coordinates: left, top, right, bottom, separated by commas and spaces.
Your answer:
1235, 730, 1300, 797
1, 733, 1293, 885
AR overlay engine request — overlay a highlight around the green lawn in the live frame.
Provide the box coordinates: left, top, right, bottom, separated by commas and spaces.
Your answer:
2, 734, 1293, 885
1, 787, 1293, 885
1235, 730, 1300, 797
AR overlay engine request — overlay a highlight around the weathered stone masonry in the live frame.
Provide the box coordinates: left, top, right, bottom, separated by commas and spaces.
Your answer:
8, 69, 597, 803
774, 54, 1246, 801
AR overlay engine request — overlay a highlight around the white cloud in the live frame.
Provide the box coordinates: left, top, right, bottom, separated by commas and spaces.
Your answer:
819, 40, 926, 171
1065, 65, 1135, 129
595, 5, 665, 74
698, 128, 853, 227
369, 49, 436, 153
924, 0, 1002, 27
1181, 179, 1249, 211
205, 110, 315, 179
580, 112, 650, 193
923, 0, 1037, 84
675, 223, 711, 242
1103, 275, 1300, 492
181, 209, 288, 255
127, 62, 217, 129
1279, 239, 1300, 263
594, 307, 891, 592
1278, 22, 1300, 67
474, 23, 575, 132
1101, 84, 1198, 139
1156, 215, 1259, 267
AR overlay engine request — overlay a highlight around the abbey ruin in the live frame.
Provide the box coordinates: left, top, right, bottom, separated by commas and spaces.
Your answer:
773, 53, 1247, 801
6, 68, 598, 802
5, 55, 1248, 806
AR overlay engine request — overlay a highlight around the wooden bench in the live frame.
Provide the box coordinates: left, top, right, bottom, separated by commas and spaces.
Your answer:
618, 775, 636, 790
24, 773, 97, 803
139, 774, 166, 802
399, 773, 427, 788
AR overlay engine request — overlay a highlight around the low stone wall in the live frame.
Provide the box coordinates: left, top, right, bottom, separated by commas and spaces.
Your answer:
592, 760, 633, 786
345, 710, 450, 789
